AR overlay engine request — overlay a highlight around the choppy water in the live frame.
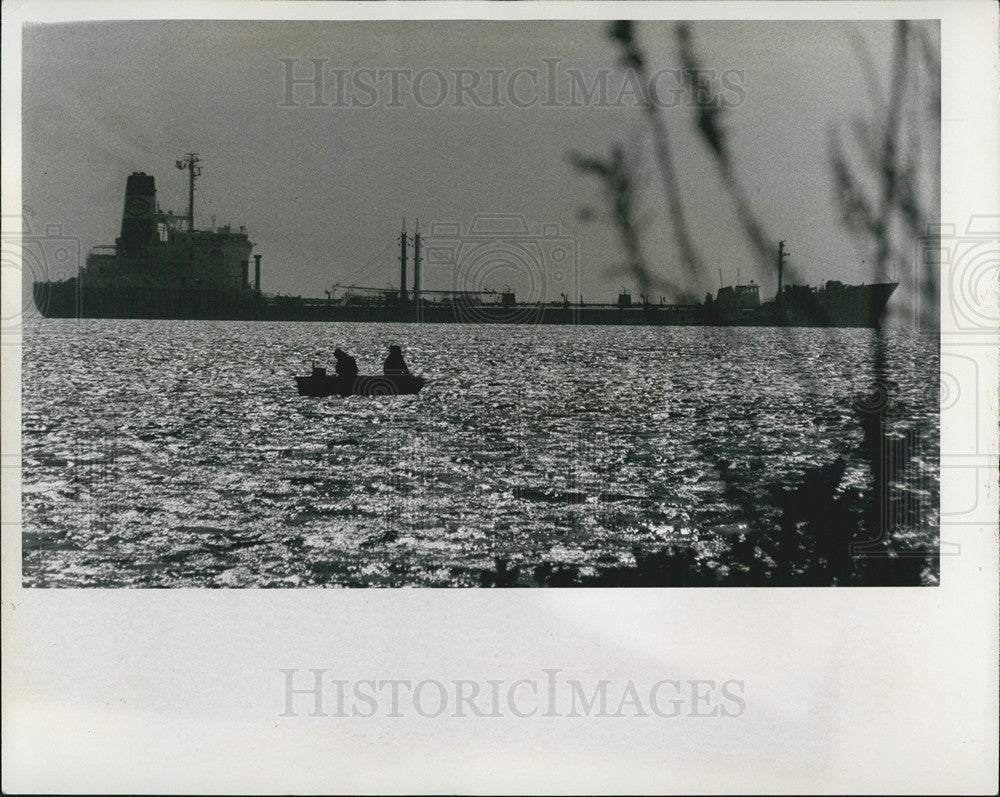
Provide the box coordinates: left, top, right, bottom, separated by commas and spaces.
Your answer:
21, 320, 939, 587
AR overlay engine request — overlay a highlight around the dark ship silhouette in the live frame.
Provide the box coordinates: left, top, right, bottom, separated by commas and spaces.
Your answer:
32, 160, 897, 327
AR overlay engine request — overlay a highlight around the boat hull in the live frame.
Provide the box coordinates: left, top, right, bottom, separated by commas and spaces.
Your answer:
295, 372, 426, 397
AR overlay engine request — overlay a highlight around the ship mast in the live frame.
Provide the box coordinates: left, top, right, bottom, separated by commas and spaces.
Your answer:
176, 153, 202, 232
413, 219, 421, 304
776, 240, 788, 298
399, 219, 408, 304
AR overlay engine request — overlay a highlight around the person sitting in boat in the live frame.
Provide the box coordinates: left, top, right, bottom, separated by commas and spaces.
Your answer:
333, 347, 359, 379
383, 345, 410, 376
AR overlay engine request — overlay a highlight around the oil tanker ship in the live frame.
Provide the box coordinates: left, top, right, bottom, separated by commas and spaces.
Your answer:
32, 159, 897, 327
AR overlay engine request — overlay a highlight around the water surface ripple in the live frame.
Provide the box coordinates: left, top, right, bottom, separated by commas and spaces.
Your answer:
21, 320, 939, 587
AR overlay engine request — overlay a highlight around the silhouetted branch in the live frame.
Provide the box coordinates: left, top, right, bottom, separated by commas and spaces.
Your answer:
608, 21, 705, 281
569, 143, 692, 300
675, 23, 776, 274
556, 20, 941, 586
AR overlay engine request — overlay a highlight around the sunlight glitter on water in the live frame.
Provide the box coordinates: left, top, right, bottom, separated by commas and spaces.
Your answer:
21, 319, 939, 587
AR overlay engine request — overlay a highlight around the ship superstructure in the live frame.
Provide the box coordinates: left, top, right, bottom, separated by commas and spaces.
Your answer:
35, 156, 262, 319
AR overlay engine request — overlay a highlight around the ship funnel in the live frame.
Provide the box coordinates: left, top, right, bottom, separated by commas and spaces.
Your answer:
254, 254, 262, 291
118, 172, 157, 253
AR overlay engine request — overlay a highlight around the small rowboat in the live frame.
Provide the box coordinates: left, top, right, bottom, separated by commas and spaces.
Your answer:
295, 366, 426, 397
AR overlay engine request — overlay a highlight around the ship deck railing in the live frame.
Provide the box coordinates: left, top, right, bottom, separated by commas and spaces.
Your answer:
261, 295, 703, 310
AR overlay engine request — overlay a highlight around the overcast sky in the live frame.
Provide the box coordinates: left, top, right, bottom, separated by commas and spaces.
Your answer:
22, 19, 938, 318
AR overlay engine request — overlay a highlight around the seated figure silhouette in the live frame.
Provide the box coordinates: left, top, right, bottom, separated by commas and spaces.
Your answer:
383, 345, 410, 376
333, 347, 359, 379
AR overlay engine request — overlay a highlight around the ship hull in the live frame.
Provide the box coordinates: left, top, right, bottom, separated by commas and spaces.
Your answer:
32, 281, 263, 321
32, 280, 897, 327
768, 281, 899, 328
